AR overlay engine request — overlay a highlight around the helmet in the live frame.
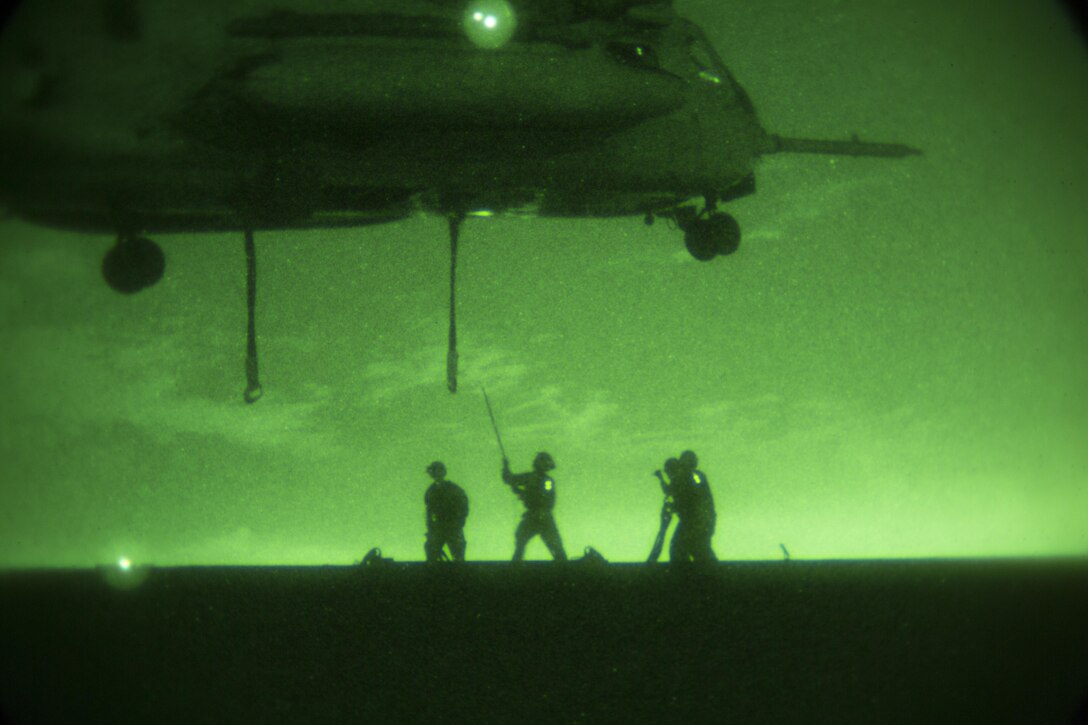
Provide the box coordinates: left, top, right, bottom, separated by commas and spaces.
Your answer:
533, 451, 556, 472
663, 457, 682, 479
426, 461, 446, 478
679, 450, 698, 470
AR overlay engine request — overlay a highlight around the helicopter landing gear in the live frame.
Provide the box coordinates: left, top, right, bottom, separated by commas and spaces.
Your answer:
684, 211, 740, 261
674, 205, 741, 262
101, 233, 165, 293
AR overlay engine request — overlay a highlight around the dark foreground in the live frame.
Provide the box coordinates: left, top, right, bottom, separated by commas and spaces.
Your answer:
2, 560, 1086, 724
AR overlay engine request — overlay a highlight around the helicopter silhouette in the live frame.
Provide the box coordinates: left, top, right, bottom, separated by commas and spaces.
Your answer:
0, 0, 920, 400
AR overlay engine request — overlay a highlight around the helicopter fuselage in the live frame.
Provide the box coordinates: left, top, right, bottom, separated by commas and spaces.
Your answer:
0, 0, 920, 397
0, 0, 766, 235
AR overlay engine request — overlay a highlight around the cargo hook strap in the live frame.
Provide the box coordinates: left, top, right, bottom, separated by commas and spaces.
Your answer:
244, 229, 263, 403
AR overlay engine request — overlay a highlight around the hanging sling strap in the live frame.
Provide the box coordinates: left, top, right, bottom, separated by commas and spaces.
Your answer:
244, 229, 263, 403
447, 212, 464, 393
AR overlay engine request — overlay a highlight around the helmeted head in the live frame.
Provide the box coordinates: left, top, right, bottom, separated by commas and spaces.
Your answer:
426, 461, 447, 480
679, 450, 698, 470
533, 451, 556, 472
663, 457, 682, 479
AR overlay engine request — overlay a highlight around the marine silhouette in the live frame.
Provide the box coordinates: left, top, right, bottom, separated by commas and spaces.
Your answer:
502, 452, 567, 562
423, 461, 469, 563
669, 450, 717, 563
647, 457, 681, 563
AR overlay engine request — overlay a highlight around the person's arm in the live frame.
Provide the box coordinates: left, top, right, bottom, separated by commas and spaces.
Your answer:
503, 460, 535, 489
505, 471, 534, 489
654, 470, 671, 497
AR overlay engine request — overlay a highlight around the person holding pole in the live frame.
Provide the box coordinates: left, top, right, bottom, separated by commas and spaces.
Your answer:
670, 449, 717, 563
502, 452, 567, 562
483, 388, 567, 562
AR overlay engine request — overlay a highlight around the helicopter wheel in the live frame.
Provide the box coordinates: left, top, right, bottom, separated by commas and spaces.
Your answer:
683, 212, 740, 261
102, 234, 165, 293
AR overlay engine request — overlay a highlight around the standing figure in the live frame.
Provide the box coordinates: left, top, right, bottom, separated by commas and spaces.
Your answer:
670, 449, 717, 563
424, 461, 469, 562
503, 452, 567, 562
648, 457, 682, 563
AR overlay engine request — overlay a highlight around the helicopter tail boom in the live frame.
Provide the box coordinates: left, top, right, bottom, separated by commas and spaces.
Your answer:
765, 133, 922, 158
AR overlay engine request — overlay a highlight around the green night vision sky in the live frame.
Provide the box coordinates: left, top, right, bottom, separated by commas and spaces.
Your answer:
1, 0, 1086, 566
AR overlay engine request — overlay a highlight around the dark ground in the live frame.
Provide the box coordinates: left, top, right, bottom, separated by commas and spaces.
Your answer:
2, 560, 1087, 724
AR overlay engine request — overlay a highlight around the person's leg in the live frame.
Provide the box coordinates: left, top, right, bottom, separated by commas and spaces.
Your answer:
540, 514, 567, 561
512, 515, 534, 561
449, 528, 467, 562
704, 516, 718, 562
670, 519, 692, 563
425, 529, 442, 562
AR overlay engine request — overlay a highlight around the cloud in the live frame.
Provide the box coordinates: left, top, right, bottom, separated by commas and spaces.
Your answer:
498, 384, 620, 448
2, 325, 344, 458
353, 341, 530, 404
357, 349, 445, 403
164, 526, 358, 565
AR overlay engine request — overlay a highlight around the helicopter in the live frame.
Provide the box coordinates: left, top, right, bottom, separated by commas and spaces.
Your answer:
0, 0, 921, 401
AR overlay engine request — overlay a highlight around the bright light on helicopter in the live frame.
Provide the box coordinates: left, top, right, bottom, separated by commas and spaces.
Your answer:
698, 70, 723, 85
463, 0, 516, 49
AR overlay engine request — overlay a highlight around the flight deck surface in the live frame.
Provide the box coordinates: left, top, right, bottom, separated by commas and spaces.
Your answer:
2, 559, 1086, 723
